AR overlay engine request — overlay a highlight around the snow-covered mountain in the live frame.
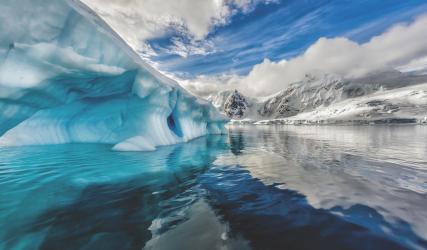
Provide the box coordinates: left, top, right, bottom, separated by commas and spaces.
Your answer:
208, 71, 427, 124
257, 83, 427, 125
223, 90, 248, 118
208, 89, 261, 119
0, 0, 227, 151
208, 90, 251, 119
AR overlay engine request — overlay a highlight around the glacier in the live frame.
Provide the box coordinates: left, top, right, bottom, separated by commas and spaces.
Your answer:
0, 0, 227, 151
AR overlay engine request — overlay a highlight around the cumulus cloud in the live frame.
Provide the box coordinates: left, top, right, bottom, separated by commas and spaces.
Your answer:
179, 74, 242, 97
82, 0, 273, 58
179, 14, 427, 97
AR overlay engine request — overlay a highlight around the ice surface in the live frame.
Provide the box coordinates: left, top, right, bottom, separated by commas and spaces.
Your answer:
0, 0, 227, 150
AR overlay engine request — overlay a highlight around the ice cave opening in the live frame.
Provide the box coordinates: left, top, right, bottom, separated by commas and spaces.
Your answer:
167, 112, 183, 138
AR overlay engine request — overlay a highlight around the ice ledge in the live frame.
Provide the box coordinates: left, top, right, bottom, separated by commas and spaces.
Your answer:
0, 0, 228, 151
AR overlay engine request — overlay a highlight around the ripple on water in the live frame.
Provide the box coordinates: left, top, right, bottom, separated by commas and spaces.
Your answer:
0, 126, 426, 249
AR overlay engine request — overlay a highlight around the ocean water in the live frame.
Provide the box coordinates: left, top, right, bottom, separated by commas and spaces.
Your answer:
0, 125, 427, 250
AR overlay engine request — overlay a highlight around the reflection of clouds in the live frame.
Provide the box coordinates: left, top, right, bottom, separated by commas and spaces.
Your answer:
202, 163, 426, 249
221, 125, 427, 238
146, 200, 250, 250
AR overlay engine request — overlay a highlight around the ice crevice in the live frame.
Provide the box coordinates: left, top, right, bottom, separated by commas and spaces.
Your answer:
0, 0, 227, 151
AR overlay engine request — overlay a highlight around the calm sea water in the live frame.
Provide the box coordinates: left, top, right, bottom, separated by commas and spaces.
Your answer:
0, 125, 427, 250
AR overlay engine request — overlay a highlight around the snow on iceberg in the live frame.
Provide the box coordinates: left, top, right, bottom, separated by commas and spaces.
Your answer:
0, 0, 227, 151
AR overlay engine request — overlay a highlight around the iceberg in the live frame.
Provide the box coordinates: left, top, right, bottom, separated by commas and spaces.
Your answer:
0, 0, 227, 151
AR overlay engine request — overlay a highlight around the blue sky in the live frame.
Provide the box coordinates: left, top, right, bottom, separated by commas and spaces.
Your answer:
145, 0, 427, 78
84, 0, 427, 96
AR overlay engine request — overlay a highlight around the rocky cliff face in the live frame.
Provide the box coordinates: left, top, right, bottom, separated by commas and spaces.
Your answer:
223, 90, 248, 119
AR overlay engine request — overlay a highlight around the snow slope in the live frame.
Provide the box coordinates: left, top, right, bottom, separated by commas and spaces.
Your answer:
257, 83, 427, 125
0, 0, 227, 151
209, 72, 427, 125
210, 74, 384, 120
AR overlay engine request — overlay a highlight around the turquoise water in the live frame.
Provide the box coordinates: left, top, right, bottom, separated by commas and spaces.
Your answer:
1, 126, 427, 249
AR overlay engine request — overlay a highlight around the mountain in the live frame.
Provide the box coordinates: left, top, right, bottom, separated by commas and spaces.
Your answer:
207, 89, 260, 120
207, 90, 235, 112
208, 71, 427, 124
223, 90, 248, 118
257, 83, 427, 125
0, 0, 227, 151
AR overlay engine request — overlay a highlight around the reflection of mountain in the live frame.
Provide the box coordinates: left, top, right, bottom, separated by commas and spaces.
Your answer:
2, 126, 427, 249
201, 165, 427, 250
209, 72, 427, 124
209, 125, 427, 249
229, 130, 245, 155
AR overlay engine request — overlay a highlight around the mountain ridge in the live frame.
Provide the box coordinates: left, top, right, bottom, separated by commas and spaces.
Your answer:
207, 71, 427, 124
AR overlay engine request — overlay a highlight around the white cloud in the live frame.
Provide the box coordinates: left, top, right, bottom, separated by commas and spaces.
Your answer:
231, 0, 278, 13
178, 74, 242, 97
82, 0, 273, 57
167, 37, 217, 58
179, 14, 427, 97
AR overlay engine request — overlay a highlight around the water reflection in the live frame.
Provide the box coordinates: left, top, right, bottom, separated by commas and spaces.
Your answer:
0, 125, 426, 249
201, 165, 426, 250
211, 125, 427, 249
229, 130, 245, 156
0, 136, 229, 250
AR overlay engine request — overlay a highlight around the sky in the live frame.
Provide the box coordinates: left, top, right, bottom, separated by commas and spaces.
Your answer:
83, 0, 427, 97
